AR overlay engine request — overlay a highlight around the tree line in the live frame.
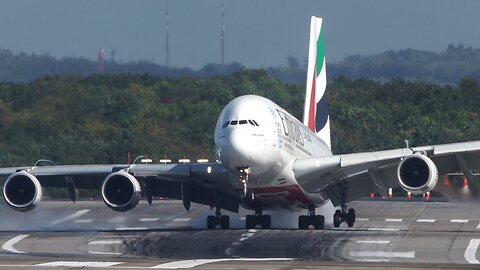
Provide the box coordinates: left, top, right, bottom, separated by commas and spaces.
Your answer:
0, 71, 479, 167
2, 44, 480, 85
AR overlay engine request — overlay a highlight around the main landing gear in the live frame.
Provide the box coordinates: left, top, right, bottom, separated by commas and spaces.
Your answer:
207, 208, 230, 229
333, 183, 356, 228
246, 209, 271, 229
298, 207, 325, 230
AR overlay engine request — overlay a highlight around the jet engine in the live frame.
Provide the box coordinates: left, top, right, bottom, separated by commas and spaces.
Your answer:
101, 171, 141, 212
397, 154, 438, 195
3, 171, 42, 212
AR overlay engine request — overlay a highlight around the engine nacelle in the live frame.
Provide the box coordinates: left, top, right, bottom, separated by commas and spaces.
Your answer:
3, 171, 42, 212
101, 171, 141, 212
397, 154, 438, 195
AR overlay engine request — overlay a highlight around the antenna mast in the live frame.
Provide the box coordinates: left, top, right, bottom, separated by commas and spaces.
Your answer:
221, 1, 225, 65
166, 1, 170, 67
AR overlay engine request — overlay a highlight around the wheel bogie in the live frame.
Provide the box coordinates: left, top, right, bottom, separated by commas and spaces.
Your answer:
206, 215, 230, 229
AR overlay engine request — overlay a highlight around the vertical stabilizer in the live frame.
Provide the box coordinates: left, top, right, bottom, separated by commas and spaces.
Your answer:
303, 16, 331, 149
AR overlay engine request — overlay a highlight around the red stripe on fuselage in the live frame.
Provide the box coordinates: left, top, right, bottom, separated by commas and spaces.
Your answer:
249, 185, 312, 206
307, 66, 316, 132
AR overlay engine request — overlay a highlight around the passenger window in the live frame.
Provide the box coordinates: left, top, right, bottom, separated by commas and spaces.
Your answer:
230, 120, 238, 125
239, 120, 247, 125
222, 121, 230, 128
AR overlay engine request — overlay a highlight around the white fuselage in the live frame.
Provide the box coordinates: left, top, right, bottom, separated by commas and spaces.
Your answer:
215, 95, 332, 210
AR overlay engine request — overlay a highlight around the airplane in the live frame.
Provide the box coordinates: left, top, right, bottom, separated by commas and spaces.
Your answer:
2, 16, 480, 230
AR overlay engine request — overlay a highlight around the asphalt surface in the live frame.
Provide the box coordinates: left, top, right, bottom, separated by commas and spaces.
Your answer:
1, 199, 480, 269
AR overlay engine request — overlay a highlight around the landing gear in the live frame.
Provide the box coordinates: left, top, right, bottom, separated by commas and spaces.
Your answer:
333, 183, 356, 228
207, 208, 230, 229
298, 207, 325, 230
245, 209, 271, 229
239, 168, 250, 198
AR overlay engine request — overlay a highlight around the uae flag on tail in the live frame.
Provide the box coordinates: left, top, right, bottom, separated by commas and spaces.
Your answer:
303, 16, 331, 150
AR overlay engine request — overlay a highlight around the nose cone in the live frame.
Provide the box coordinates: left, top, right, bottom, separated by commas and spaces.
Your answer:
218, 128, 270, 173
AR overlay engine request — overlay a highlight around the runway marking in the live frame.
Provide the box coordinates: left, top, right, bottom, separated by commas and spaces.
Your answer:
355, 240, 390, 244
88, 250, 123, 255
1, 234, 29, 254
349, 251, 415, 258
417, 219, 436, 223
385, 218, 403, 222
173, 218, 191, 222
465, 239, 480, 264
367, 228, 400, 231
451, 219, 469, 223
356, 218, 370, 222
139, 218, 160, 222
49, 209, 90, 225
36, 261, 123, 267
354, 259, 390, 262
225, 229, 259, 256
74, 219, 93, 223
115, 227, 148, 231
88, 240, 123, 245
151, 258, 293, 269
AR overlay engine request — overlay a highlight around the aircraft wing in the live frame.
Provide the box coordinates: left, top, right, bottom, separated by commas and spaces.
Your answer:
293, 140, 480, 206
0, 163, 240, 213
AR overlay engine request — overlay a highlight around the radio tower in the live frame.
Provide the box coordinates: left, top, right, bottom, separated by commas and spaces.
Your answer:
166, 1, 170, 67
221, 1, 225, 65
97, 48, 105, 73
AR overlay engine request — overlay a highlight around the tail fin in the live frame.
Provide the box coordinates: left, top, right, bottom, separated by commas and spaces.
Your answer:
303, 16, 331, 149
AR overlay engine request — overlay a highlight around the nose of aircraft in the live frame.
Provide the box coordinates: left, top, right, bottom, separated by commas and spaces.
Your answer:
219, 127, 269, 172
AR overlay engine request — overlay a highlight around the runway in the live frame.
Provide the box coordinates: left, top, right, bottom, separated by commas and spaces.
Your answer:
1, 199, 480, 269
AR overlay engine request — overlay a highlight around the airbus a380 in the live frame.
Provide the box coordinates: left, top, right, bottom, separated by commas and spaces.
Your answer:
2, 17, 480, 230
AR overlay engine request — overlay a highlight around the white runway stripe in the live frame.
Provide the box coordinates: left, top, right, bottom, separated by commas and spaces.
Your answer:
140, 218, 159, 222
173, 218, 191, 222
151, 258, 292, 269
465, 239, 480, 264
349, 251, 415, 258
1, 234, 29, 254
356, 218, 370, 221
367, 228, 400, 232
36, 261, 123, 267
49, 209, 90, 225
417, 219, 436, 223
74, 219, 93, 223
451, 219, 469, 223
385, 219, 403, 222
88, 240, 123, 245
356, 240, 390, 244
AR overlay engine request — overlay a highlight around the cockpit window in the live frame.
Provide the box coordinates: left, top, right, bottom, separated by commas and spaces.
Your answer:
230, 120, 238, 125
239, 120, 248, 125
252, 120, 260, 126
222, 121, 230, 128
248, 120, 255, 126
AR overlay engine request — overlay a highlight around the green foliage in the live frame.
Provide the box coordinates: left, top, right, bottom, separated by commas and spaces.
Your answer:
0, 71, 479, 166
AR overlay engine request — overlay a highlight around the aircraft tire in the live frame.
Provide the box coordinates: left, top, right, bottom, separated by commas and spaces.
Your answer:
220, 215, 230, 229
314, 215, 325, 230
298, 216, 307, 230
207, 215, 216, 229
347, 209, 355, 227
246, 215, 255, 229
333, 210, 342, 228
262, 215, 271, 229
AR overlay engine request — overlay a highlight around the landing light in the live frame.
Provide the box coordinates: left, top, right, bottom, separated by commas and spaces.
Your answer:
159, 159, 172, 164
197, 159, 209, 163
141, 159, 152, 164
178, 158, 190, 164
207, 166, 212, 174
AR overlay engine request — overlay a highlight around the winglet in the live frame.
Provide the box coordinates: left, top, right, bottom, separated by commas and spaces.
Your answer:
303, 16, 331, 150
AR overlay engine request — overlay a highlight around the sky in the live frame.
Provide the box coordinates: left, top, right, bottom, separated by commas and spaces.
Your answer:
1, 0, 480, 69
